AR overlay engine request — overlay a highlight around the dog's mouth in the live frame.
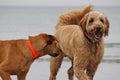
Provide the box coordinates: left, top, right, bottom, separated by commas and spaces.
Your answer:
94, 31, 103, 40
49, 53, 58, 57
85, 26, 104, 43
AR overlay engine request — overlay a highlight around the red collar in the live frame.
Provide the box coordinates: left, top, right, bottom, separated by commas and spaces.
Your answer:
27, 40, 39, 59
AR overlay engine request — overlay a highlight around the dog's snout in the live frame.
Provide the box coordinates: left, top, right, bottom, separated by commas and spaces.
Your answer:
96, 27, 101, 31
53, 53, 58, 57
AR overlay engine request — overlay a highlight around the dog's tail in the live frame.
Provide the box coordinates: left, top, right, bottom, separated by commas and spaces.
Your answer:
56, 5, 93, 30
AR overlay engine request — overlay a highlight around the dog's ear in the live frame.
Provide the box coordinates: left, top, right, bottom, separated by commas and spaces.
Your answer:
47, 39, 53, 45
79, 14, 88, 32
29, 34, 47, 50
46, 35, 56, 45
104, 17, 110, 37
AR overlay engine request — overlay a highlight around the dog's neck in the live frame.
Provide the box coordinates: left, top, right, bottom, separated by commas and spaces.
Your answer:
27, 39, 45, 60
85, 32, 94, 44
27, 40, 39, 59
85, 31, 102, 46
86, 35, 93, 44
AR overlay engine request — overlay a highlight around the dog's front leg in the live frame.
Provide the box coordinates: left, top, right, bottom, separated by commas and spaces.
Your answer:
17, 71, 28, 80
73, 54, 90, 80
86, 62, 99, 80
68, 63, 74, 80
49, 52, 64, 80
0, 69, 11, 80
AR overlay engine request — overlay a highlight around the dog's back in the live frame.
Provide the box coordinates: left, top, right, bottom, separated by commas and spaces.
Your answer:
55, 25, 85, 60
0, 40, 27, 63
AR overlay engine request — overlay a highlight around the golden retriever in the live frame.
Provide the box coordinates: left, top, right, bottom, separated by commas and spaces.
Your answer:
0, 33, 61, 80
49, 6, 109, 80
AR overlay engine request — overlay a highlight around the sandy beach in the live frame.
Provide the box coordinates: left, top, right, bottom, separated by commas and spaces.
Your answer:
4, 59, 119, 80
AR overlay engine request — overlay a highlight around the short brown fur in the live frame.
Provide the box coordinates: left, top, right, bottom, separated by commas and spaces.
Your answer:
0, 33, 61, 80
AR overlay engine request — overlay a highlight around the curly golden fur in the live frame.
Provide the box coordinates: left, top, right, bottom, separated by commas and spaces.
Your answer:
0, 33, 61, 80
49, 6, 109, 80
56, 5, 93, 29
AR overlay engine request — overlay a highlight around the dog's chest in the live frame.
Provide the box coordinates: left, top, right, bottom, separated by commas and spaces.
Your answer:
89, 44, 104, 63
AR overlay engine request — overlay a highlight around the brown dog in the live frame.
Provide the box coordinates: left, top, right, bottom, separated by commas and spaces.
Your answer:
49, 6, 109, 80
0, 33, 61, 80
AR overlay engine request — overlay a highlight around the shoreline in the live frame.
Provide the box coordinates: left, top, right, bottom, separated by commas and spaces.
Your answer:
36, 57, 120, 63
7, 61, 120, 80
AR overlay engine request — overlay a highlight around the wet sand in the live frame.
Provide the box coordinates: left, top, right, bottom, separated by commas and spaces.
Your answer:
6, 59, 120, 80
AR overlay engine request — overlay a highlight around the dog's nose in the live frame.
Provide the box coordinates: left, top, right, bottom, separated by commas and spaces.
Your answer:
96, 27, 101, 31
53, 53, 58, 57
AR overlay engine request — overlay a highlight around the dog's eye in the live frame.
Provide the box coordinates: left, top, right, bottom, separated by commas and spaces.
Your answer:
47, 40, 53, 45
89, 18, 94, 23
100, 18, 104, 23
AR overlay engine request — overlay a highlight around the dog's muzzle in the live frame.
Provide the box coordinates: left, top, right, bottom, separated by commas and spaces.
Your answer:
94, 27, 103, 40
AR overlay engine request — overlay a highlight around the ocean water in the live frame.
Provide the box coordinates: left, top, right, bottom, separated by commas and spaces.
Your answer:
0, 6, 120, 43
0, 6, 120, 80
